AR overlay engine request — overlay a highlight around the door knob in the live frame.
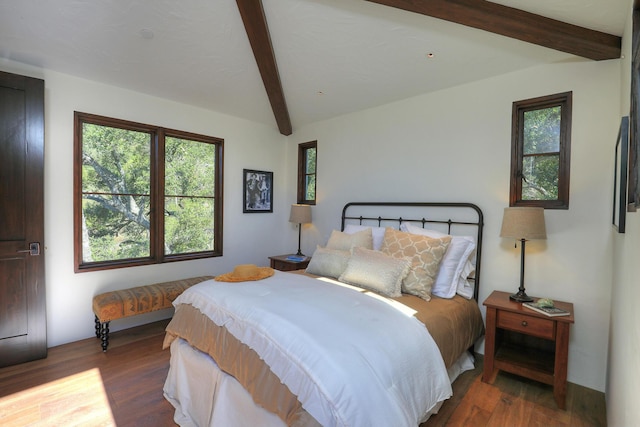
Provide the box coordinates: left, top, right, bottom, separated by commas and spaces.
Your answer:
17, 242, 40, 256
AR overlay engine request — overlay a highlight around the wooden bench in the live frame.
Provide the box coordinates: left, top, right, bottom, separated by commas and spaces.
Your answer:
92, 276, 213, 352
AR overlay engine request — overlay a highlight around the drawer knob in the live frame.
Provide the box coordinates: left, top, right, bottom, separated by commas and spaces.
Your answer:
521, 320, 528, 327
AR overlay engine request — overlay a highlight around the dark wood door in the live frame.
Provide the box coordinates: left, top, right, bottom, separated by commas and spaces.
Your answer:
0, 70, 46, 367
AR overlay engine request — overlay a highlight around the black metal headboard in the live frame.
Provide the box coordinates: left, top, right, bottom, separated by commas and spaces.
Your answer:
341, 202, 484, 301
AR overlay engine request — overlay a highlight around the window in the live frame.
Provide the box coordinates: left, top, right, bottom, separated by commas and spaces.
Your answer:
510, 92, 572, 209
74, 112, 223, 272
297, 141, 317, 204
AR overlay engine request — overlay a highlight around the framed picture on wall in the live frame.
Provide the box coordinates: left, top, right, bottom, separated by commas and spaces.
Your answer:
613, 116, 629, 233
243, 169, 273, 213
629, 8, 640, 210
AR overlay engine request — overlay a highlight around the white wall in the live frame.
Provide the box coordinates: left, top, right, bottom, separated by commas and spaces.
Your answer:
289, 58, 620, 392
1, 58, 290, 347
606, 2, 640, 425
1, 43, 623, 394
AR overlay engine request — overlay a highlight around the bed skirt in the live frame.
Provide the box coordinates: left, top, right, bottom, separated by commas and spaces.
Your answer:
163, 337, 475, 427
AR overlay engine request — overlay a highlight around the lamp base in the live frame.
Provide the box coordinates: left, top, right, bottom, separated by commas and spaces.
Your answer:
509, 289, 534, 303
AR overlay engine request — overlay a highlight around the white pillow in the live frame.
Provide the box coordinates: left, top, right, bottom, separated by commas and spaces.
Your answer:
338, 247, 411, 297
400, 223, 476, 298
343, 224, 386, 251
456, 260, 476, 299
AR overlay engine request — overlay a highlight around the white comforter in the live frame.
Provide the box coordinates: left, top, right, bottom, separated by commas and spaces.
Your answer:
172, 271, 452, 427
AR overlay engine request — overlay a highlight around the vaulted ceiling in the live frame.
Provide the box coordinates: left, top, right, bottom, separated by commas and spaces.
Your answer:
0, 0, 628, 135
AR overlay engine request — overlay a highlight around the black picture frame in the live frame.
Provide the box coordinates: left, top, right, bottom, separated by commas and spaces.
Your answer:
629, 8, 640, 210
613, 116, 629, 233
243, 169, 273, 213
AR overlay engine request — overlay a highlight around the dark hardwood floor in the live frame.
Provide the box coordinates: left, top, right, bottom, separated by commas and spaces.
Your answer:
0, 320, 606, 426
422, 357, 607, 427
0, 320, 176, 426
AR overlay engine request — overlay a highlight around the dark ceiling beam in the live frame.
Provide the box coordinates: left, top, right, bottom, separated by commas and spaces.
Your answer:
365, 0, 621, 61
236, 0, 292, 135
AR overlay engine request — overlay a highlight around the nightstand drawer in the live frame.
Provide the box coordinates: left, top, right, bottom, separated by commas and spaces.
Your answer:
497, 310, 555, 340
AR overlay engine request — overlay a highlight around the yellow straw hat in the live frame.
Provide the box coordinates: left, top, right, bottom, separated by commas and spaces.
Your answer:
215, 264, 275, 282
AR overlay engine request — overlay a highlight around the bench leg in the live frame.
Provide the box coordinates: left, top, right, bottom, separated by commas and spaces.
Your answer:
100, 321, 110, 352
94, 315, 101, 339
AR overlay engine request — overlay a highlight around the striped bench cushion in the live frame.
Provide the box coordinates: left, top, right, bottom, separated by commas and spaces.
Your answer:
93, 276, 213, 323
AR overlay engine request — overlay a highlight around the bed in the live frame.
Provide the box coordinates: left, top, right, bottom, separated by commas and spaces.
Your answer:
163, 202, 485, 427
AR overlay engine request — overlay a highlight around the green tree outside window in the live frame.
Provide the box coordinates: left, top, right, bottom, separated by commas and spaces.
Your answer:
510, 92, 572, 209
74, 112, 223, 272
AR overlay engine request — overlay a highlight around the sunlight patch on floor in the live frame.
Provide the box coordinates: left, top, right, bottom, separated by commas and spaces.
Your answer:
0, 368, 116, 426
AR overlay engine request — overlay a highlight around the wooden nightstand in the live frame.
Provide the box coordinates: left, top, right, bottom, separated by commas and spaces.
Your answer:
268, 254, 311, 272
482, 290, 575, 409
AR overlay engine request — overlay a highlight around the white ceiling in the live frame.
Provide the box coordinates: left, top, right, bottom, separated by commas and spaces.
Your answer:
0, 0, 630, 132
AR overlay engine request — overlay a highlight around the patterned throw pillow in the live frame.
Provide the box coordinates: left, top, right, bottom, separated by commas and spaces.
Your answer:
400, 223, 476, 299
380, 227, 451, 301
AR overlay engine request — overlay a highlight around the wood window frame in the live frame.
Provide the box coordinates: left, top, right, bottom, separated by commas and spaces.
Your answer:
73, 112, 224, 272
510, 92, 572, 209
297, 140, 317, 205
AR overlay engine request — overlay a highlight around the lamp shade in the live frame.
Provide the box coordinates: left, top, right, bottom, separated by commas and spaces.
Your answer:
500, 207, 546, 240
289, 204, 312, 224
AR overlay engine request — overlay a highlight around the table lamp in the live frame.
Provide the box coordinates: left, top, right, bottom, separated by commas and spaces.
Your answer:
289, 204, 312, 256
500, 207, 546, 302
